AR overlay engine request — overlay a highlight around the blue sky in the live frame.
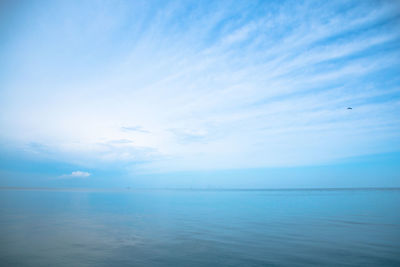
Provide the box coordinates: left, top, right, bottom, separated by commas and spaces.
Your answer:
0, 0, 399, 188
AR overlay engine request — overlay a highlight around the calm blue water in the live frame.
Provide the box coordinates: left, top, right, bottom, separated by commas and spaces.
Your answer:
0, 188, 399, 266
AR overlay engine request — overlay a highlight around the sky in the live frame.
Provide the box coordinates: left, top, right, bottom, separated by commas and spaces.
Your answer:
0, 0, 399, 188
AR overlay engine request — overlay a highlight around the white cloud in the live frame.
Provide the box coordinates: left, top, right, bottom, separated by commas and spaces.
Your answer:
60, 171, 91, 179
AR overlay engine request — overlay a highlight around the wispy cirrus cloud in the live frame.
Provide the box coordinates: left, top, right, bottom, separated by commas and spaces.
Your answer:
0, 0, 399, 175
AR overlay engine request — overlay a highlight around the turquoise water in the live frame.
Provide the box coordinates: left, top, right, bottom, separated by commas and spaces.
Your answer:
0, 188, 399, 266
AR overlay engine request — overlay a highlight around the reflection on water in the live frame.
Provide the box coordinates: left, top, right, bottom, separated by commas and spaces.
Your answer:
0, 189, 399, 266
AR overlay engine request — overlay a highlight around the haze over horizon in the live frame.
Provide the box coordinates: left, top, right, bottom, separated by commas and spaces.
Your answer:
1, 0, 399, 188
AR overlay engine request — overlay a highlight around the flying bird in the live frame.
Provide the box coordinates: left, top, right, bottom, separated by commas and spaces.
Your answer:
347, 107, 352, 110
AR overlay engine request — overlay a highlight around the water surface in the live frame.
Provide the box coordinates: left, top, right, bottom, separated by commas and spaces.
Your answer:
0, 188, 399, 266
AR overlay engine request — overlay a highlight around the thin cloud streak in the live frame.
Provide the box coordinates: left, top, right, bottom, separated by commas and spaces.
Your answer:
121, 126, 150, 133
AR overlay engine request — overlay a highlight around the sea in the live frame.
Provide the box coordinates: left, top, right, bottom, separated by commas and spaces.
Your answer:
0, 188, 399, 266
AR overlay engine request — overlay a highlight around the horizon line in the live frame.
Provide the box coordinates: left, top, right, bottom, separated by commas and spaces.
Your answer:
1, 186, 400, 192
